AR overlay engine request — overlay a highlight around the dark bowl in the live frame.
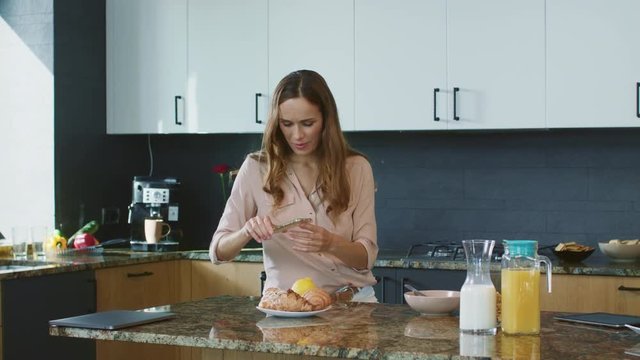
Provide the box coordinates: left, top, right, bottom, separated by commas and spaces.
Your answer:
553, 248, 595, 263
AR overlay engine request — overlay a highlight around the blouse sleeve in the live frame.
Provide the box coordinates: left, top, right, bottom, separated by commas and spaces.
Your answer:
209, 156, 259, 264
350, 156, 378, 270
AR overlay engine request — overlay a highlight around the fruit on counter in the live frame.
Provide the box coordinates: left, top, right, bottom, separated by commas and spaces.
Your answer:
291, 277, 317, 296
73, 233, 99, 249
554, 242, 593, 252
67, 220, 100, 247
45, 230, 68, 251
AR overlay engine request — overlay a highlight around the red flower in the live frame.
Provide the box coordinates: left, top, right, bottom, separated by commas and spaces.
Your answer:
212, 164, 230, 174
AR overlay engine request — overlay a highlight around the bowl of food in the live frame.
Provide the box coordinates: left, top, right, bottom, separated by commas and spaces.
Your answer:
553, 242, 595, 262
598, 239, 640, 262
404, 290, 460, 316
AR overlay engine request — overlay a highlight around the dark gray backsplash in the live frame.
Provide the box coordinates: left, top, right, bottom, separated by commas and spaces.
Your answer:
52, 0, 640, 251
347, 131, 640, 250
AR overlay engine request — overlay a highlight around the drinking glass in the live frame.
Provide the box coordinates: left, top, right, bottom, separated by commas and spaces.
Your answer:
31, 226, 49, 258
11, 226, 29, 258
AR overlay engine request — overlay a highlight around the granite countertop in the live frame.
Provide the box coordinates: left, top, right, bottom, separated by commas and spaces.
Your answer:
0, 247, 638, 280
0, 249, 188, 280
49, 295, 639, 359
217, 248, 640, 277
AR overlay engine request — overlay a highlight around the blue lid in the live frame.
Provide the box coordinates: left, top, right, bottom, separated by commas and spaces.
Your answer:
503, 240, 537, 257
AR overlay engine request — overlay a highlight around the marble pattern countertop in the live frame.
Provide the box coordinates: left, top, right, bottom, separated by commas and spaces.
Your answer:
0, 247, 638, 280
49, 295, 639, 359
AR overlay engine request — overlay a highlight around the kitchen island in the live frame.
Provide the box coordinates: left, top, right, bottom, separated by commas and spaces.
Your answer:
50, 295, 639, 359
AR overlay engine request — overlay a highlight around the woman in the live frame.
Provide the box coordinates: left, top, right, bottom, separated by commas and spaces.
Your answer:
209, 70, 378, 302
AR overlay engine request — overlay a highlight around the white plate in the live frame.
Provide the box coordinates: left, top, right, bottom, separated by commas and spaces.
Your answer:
626, 324, 640, 334
256, 306, 330, 318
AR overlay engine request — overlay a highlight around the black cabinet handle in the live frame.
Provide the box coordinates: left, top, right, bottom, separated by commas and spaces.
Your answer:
255, 93, 263, 124
618, 285, 640, 292
636, 82, 639, 118
453, 87, 460, 120
433, 88, 440, 121
260, 271, 267, 293
174, 95, 183, 125
127, 271, 154, 278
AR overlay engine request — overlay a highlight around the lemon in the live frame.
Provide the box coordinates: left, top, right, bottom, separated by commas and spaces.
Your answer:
291, 277, 316, 296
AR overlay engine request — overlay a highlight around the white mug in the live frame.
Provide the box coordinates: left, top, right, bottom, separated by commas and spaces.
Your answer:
144, 218, 171, 244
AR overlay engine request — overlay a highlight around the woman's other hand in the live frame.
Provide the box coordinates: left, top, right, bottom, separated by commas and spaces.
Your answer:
242, 216, 274, 243
286, 222, 335, 252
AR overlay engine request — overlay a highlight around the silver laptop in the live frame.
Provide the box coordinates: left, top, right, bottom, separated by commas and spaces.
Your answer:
49, 310, 175, 330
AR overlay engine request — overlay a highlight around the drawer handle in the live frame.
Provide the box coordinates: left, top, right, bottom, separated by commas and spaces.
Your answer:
127, 271, 154, 278
618, 285, 640, 292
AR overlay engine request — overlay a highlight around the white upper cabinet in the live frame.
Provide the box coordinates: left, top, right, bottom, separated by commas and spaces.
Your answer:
547, 0, 640, 128
108, 0, 640, 133
354, 0, 448, 131
446, 0, 545, 130
188, 0, 268, 133
353, 0, 544, 131
106, 0, 188, 134
268, 0, 355, 131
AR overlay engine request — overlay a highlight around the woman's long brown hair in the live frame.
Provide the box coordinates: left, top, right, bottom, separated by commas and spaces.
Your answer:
252, 70, 360, 220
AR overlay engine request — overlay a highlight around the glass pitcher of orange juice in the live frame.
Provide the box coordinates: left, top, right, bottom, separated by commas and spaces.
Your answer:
501, 240, 552, 335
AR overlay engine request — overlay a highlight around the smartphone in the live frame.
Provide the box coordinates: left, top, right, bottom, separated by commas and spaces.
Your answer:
273, 218, 312, 233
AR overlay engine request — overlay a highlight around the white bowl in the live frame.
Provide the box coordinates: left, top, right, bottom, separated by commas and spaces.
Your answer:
404, 290, 460, 315
598, 242, 640, 262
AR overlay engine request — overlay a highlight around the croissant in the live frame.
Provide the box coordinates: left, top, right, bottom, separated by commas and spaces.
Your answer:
302, 288, 333, 310
259, 288, 314, 312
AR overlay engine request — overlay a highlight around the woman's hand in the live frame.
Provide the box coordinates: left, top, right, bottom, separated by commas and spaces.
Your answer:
286, 222, 335, 252
242, 216, 274, 243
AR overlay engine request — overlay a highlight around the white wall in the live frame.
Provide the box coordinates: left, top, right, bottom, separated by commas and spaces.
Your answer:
0, 15, 54, 239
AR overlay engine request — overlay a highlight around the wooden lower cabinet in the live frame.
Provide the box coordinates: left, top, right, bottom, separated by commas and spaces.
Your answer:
190, 348, 324, 359
541, 274, 640, 315
95, 260, 192, 360
191, 261, 264, 300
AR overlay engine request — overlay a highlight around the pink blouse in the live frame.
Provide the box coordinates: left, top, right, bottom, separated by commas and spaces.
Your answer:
210, 155, 378, 293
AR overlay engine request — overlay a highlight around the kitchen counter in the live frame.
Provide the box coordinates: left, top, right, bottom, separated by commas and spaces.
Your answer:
0, 249, 187, 280
193, 248, 640, 277
49, 295, 639, 359
0, 248, 638, 280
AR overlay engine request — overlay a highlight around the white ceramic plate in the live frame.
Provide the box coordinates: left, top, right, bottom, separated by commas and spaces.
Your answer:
626, 324, 640, 334
256, 306, 331, 318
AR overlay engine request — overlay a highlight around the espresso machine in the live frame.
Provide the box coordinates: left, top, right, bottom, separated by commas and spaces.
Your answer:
127, 176, 182, 250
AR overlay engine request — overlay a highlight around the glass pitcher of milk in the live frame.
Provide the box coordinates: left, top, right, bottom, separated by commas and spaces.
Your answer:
501, 240, 552, 335
460, 239, 497, 335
